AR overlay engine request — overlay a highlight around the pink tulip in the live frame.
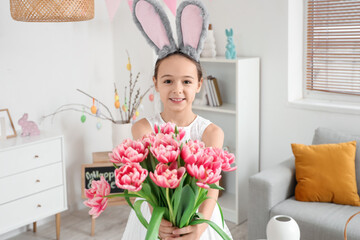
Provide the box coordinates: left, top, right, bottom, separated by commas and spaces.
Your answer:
109, 139, 149, 164
154, 122, 186, 140
219, 150, 237, 172
206, 147, 237, 172
141, 133, 156, 149
181, 140, 205, 164
150, 133, 180, 163
149, 162, 185, 188
83, 176, 110, 218
186, 151, 222, 189
115, 163, 148, 192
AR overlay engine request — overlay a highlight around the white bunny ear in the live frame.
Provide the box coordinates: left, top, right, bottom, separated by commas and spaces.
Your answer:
133, 0, 177, 59
176, 0, 209, 62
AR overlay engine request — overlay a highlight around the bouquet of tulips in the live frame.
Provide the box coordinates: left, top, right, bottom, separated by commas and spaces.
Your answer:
84, 122, 236, 240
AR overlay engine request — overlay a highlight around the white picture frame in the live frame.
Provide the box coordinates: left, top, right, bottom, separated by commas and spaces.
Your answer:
0, 109, 17, 139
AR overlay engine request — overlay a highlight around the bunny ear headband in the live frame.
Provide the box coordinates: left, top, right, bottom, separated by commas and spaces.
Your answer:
132, 0, 209, 62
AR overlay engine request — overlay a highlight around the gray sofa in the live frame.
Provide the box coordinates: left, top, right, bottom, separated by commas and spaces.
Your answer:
248, 128, 360, 240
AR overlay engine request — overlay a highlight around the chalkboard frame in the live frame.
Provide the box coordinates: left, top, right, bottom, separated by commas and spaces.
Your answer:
81, 163, 126, 205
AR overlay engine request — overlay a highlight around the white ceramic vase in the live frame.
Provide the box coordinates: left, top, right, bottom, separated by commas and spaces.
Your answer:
266, 215, 300, 240
111, 121, 132, 148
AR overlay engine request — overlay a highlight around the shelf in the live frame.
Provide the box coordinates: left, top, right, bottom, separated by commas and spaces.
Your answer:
192, 103, 236, 114
200, 56, 237, 63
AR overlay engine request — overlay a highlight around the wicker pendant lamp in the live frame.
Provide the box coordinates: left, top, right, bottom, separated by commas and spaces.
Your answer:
10, 0, 94, 22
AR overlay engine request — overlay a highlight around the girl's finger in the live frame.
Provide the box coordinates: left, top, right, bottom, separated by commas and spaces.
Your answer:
172, 225, 193, 235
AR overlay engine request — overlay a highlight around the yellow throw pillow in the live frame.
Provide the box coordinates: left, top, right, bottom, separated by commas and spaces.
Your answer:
292, 141, 360, 206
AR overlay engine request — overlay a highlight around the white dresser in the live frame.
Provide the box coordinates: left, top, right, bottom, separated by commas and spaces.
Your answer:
0, 132, 67, 239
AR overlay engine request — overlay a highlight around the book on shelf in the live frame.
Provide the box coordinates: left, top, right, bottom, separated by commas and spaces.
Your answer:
212, 77, 222, 106
204, 77, 214, 106
205, 76, 222, 107
208, 78, 219, 106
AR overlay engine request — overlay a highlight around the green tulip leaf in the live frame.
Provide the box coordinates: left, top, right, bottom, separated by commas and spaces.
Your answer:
209, 183, 225, 190
133, 200, 149, 229
105, 192, 139, 198
124, 190, 135, 210
145, 206, 165, 240
112, 162, 119, 169
190, 219, 231, 240
217, 201, 225, 228
172, 174, 186, 217
178, 185, 196, 228
140, 182, 156, 206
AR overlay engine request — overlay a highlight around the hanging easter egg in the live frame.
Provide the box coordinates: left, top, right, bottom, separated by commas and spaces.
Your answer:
122, 104, 128, 112
149, 94, 154, 101
91, 105, 97, 114
96, 122, 102, 130
115, 101, 120, 109
96, 108, 101, 117
132, 115, 136, 120
135, 111, 139, 117
115, 94, 119, 101
81, 115, 86, 123
127, 63, 131, 71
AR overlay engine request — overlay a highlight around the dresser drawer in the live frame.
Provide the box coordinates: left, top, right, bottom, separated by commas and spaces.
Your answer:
0, 138, 62, 178
0, 162, 63, 204
0, 186, 66, 235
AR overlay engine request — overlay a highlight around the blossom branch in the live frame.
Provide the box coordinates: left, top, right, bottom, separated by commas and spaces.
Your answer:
76, 88, 115, 121
41, 105, 115, 124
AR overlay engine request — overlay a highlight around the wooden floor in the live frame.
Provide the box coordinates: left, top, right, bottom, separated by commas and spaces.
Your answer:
7, 205, 248, 240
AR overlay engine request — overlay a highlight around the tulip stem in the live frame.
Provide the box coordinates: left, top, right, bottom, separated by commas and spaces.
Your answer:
166, 188, 175, 224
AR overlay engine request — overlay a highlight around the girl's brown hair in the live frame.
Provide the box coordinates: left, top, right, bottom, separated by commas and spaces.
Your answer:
153, 51, 203, 81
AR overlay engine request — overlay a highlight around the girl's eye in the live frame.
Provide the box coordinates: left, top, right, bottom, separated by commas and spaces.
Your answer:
184, 80, 192, 84
164, 80, 171, 84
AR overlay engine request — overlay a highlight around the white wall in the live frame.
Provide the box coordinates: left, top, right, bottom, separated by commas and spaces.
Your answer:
1, 0, 360, 230
0, 0, 156, 214
207, 0, 360, 170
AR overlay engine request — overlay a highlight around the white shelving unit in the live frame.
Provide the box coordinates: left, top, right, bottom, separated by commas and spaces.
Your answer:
194, 56, 260, 224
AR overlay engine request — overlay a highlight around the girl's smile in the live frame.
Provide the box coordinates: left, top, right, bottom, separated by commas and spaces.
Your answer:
169, 97, 185, 103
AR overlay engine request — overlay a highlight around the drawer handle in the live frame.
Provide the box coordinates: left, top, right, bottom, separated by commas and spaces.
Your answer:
37, 204, 42, 208
35, 179, 40, 183
34, 155, 40, 159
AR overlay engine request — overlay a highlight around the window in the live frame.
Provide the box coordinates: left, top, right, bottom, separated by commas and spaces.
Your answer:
306, 0, 360, 96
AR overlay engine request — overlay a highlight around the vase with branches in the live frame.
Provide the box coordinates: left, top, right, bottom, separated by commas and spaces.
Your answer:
42, 52, 153, 125
42, 52, 153, 146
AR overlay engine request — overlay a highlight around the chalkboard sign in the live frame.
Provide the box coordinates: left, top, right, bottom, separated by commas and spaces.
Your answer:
81, 163, 124, 199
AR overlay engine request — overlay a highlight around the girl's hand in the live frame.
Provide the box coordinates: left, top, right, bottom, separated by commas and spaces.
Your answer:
165, 224, 202, 240
159, 219, 179, 240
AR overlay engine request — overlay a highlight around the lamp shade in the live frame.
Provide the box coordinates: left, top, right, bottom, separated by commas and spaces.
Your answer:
10, 0, 94, 22
266, 215, 300, 240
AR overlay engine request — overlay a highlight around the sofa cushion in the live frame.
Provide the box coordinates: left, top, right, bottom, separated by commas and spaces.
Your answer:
312, 127, 360, 195
271, 197, 360, 240
292, 141, 360, 206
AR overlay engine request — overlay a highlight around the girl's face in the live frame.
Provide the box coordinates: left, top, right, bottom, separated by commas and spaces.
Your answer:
153, 55, 203, 112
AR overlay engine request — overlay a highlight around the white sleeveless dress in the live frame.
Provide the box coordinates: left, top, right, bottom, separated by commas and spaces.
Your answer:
121, 113, 233, 240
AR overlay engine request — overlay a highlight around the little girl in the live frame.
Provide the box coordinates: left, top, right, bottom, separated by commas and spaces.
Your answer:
121, 0, 233, 239
121, 51, 233, 240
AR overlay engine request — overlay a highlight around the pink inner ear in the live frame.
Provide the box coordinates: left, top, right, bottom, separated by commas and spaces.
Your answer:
181, 5, 203, 49
135, 1, 170, 50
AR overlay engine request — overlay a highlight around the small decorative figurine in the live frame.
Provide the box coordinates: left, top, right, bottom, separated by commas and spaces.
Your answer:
18, 113, 40, 136
201, 24, 217, 58
225, 28, 237, 59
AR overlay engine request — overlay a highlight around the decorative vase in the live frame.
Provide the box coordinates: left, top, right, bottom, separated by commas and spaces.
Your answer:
266, 215, 300, 240
111, 121, 133, 148
201, 24, 217, 58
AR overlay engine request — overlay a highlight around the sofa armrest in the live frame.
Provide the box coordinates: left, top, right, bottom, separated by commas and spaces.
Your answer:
248, 157, 296, 240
